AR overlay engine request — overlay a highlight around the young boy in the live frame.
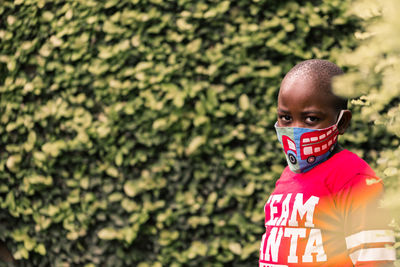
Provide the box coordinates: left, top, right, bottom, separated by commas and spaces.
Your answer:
259, 59, 396, 266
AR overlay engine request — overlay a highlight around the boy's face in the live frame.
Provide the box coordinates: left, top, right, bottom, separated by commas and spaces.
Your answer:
277, 76, 340, 129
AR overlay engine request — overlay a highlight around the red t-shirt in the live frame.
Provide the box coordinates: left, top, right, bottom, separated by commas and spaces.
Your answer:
259, 150, 395, 266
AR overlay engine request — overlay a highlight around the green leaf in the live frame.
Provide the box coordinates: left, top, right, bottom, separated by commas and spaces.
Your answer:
239, 94, 250, 110
124, 181, 138, 197
98, 228, 118, 240
185, 136, 206, 155
228, 242, 242, 255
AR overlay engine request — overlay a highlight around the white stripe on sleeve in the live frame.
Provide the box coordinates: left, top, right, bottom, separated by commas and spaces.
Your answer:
345, 230, 395, 249
349, 248, 396, 264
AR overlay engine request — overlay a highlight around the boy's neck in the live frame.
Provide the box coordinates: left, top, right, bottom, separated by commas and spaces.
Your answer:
330, 144, 344, 158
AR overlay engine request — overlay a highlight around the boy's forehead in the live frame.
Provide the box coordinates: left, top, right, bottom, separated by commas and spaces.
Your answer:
279, 75, 330, 98
278, 75, 337, 110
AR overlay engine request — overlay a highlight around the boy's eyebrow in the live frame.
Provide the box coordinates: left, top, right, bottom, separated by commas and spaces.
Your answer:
300, 110, 325, 116
277, 108, 290, 113
277, 109, 326, 116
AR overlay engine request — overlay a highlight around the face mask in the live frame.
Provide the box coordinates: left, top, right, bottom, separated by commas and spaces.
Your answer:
275, 110, 344, 173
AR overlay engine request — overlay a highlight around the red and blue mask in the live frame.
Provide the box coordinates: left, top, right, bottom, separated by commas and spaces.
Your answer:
274, 111, 344, 173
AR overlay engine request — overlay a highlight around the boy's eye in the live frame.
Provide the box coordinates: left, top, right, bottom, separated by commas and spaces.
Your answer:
279, 115, 292, 122
305, 116, 319, 124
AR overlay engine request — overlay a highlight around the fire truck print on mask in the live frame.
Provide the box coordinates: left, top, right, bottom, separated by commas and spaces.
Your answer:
274, 111, 343, 173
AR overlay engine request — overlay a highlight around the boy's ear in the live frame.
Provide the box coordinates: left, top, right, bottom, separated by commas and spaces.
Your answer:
338, 110, 352, 135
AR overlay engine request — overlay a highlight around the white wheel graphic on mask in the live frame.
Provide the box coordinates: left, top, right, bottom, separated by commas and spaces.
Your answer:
287, 151, 297, 164
307, 156, 316, 164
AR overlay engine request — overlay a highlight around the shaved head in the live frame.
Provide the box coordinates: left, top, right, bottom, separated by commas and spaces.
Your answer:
281, 59, 347, 111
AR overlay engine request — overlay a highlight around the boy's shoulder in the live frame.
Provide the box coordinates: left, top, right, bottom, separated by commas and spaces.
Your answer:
324, 149, 380, 192
278, 149, 379, 192
329, 149, 375, 175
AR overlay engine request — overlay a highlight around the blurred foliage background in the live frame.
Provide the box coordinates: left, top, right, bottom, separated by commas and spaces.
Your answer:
0, 0, 397, 266
335, 0, 400, 262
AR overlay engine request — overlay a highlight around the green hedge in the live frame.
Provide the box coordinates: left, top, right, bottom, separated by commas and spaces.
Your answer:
0, 0, 361, 266
335, 0, 400, 258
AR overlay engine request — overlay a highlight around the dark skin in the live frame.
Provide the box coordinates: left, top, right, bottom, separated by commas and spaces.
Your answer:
277, 75, 352, 156
0, 241, 14, 263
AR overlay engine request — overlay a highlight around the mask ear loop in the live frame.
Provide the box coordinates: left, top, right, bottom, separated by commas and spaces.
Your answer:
335, 110, 345, 126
